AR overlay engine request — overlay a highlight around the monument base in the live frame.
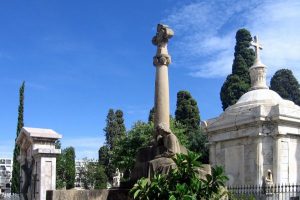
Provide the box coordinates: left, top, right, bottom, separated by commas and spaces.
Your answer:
130, 142, 189, 183
46, 189, 130, 200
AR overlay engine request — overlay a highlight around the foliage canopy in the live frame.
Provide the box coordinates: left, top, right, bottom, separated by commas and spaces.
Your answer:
220, 29, 255, 110
270, 69, 300, 106
12, 81, 25, 194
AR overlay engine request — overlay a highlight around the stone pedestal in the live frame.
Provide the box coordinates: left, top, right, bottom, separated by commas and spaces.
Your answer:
17, 127, 62, 200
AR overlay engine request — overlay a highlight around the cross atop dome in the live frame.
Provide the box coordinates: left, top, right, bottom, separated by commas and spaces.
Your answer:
249, 35, 268, 90
251, 36, 263, 62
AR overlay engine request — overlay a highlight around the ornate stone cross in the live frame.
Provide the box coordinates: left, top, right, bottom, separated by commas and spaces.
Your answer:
251, 36, 263, 61
152, 24, 174, 66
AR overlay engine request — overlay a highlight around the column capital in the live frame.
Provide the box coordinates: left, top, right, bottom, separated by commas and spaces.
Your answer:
153, 54, 171, 66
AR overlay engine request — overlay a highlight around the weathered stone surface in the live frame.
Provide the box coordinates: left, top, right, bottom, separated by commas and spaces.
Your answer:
130, 123, 188, 182
152, 24, 173, 129
17, 127, 61, 200
46, 189, 130, 200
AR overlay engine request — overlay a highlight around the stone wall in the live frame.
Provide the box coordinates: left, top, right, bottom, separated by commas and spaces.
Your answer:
46, 189, 131, 200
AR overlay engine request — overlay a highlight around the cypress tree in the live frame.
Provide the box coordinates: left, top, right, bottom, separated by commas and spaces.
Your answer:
101, 109, 126, 180
175, 90, 200, 132
103, 109, 126, 150
103, 109, 116, 150
175, 90, 209, 163
270, 69, 300, 105
64, 147, 76, 189
148, 107, 155, 123
220, 29, 255, 110
115, 109, 126, 139
55, 140, 65, 189
11, 81, 25, 194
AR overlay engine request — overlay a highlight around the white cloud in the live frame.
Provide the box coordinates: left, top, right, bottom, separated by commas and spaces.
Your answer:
164, 0, 300, 80
189, 49, 233, 78
248, 0, 300, 80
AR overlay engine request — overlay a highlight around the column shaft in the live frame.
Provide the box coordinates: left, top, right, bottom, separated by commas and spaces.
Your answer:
154, 65, 170, 128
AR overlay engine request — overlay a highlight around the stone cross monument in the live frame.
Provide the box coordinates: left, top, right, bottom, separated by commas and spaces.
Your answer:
130, 24, 190, 183
249, 36, 268, 90
152, 24, 174, 129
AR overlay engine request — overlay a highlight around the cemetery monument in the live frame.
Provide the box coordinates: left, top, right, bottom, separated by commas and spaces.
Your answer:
130, 24, 187, 182
17, 127, 61, 200
204, 36, 300, 186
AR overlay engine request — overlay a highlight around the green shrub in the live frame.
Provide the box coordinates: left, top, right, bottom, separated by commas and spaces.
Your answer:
130, 151, 228, 200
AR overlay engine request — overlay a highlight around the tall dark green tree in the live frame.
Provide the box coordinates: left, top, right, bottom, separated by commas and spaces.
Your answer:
103, 109, 126, 150
175, 90, 209, 163
148, 107, 155, 123
175, 90, 200, 131
11, 82, 25, 194
64, 147, 76, 189
270, 69, 300, 106
115, 109, 126, 139
100, 109, 126, 181
220, 29, 255, 110
55, 144, 76, 189
55, 140, 65, 189
103, 109, 116, 150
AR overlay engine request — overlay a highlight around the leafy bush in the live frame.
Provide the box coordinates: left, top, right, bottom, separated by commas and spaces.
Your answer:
130, 151, 228, 200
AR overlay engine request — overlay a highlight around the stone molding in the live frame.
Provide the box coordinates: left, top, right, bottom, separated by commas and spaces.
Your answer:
153, 54, 171, 66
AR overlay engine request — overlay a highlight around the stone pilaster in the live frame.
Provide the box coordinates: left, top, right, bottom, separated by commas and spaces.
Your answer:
256, 136, 264, 185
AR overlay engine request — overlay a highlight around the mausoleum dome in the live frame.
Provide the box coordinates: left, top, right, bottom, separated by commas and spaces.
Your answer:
234, 88, 283, 107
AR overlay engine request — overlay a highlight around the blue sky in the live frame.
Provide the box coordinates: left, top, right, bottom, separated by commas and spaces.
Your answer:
1, 0, 300, 159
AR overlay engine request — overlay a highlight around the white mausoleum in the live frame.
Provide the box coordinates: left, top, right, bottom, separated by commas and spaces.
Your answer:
204, 36, 300, 186
17, 127, 61, 200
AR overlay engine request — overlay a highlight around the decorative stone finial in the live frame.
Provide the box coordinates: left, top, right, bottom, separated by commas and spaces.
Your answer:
249, 36, 268, 90
152, 24, 174, 66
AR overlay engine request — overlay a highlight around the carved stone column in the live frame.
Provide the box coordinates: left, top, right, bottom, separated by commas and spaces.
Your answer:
152, 24, 174, 130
